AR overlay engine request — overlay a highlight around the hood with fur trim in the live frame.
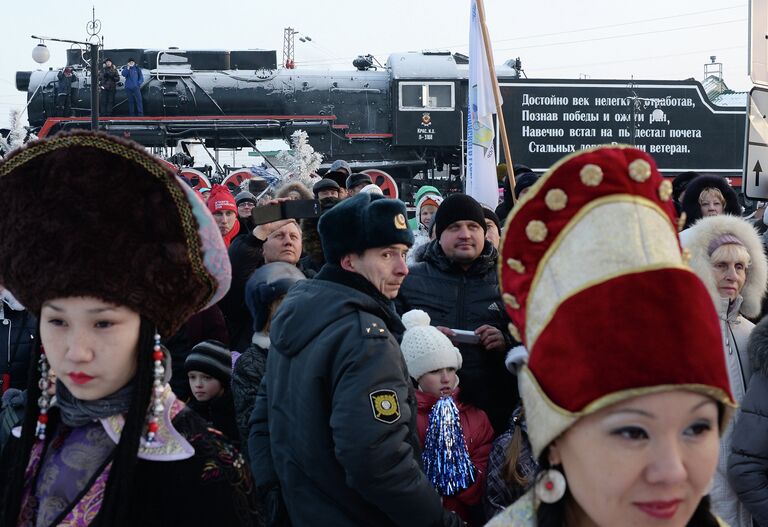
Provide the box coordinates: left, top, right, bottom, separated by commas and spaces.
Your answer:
679, 214, 768, 319
276, 181, 313, 200
680, 175, 740, 228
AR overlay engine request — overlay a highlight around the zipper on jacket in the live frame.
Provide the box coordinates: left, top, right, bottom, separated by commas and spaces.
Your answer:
456, 274, 466, 329
727, 321, 748, 390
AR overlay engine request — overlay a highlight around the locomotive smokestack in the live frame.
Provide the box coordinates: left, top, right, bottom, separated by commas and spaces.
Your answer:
16, 71, 32, 92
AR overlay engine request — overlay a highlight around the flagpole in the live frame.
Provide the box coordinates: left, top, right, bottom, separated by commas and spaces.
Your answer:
474, 0, 516, 204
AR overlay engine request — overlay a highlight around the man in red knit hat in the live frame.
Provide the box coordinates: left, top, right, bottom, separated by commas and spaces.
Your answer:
208, 184, 240, 247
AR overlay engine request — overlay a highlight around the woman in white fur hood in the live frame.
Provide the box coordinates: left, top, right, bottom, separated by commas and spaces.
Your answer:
680, 214, 768, 527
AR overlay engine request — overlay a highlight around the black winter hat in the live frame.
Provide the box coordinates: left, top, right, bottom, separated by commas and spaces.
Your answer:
483, 206, 501, 232
324, 170, 348, 189
433, 194, 487, 240
514, 172, 540, 199
235, 190, 257, 206
513, 163, 533, 176
681, 174, 741, 229
184, 340, 232, 386
313, 178, 340, 196
346, 172, 373, 190
318, 193, 414, 263
672, 171, 700, 202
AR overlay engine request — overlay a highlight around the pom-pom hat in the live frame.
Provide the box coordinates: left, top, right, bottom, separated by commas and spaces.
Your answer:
499, 145, 734, 458
208, 184, 237, 213
0, 131, 231, 336
400, 310, 462, 380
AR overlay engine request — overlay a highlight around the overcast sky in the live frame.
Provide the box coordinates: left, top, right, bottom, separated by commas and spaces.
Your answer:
0, 0, 751, 129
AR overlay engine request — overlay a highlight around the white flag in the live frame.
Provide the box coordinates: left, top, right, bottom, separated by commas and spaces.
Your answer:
466, 0, 501, 209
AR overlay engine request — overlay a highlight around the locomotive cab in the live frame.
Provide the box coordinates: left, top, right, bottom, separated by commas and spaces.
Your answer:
389, 52, 463, 147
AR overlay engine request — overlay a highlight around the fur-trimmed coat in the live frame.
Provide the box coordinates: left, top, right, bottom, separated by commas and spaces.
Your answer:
680, 215, 768, 527
728, 317, 768, 526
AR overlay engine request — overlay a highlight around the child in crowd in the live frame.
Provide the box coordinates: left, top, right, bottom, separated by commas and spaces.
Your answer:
185, 340, 240, 444
483, 404, 538, 519
483, 345, 537, 519
408, 194, 442, 266
401, 309, 495, 526
232, 262, 305, 456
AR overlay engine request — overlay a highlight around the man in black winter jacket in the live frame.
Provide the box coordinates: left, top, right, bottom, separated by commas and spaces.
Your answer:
0, 288, 36, 393
397, 194, 518, 433
98, 58, 120, 117
248, 193, 461, 527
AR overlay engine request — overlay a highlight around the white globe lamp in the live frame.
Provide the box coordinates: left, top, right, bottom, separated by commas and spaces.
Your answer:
32, 43, 50, 64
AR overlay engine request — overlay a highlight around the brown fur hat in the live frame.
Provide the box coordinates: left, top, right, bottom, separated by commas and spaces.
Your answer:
276, 181, 313, 200
0, 131, 231, 335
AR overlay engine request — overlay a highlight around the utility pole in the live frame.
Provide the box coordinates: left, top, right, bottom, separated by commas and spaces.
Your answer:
283, 28, 297, 69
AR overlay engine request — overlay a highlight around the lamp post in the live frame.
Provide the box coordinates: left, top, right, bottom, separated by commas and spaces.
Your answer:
31, 35, 99, 130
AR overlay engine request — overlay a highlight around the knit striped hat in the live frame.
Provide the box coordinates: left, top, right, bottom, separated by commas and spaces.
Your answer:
184, 340, 232, 386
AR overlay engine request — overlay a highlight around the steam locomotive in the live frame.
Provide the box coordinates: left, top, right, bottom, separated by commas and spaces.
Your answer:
16, 46, 747, 193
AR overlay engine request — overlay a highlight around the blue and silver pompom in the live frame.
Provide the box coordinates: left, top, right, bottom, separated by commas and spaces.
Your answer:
422, 395, 475, 496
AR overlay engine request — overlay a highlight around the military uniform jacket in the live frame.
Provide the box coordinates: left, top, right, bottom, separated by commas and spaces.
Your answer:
248, 264, 448, 527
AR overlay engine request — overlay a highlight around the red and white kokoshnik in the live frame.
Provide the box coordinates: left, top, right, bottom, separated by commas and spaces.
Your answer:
498, 145, 736, 457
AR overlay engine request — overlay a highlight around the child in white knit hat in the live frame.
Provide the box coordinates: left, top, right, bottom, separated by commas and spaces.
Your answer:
401, 309, 495, 526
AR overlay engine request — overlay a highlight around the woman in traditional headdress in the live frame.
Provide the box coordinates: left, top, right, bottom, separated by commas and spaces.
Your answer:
0, 132, 261, 526
487, 146, 734, 527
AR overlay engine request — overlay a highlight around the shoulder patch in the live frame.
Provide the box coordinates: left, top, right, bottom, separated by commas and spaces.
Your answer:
359, 313, 389, 338
369, 389, 401, 424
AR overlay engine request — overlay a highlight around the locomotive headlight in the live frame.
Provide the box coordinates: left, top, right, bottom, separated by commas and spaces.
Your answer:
32, 43, 50, 64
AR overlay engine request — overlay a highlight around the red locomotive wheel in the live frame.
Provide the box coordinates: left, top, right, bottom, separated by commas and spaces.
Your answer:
361, 169, 399, 199
222, 169, 256, 194
179, 168, 212, 191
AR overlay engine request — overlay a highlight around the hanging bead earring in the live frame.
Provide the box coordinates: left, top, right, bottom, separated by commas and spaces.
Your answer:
535, 468, 567, 503
145, 332, 165, 443
36, 346, 51, 441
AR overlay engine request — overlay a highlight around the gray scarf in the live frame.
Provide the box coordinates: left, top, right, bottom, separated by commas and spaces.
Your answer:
56, 379, 135, 427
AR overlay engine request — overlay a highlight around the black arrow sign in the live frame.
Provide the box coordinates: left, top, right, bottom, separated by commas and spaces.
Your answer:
755, 160, 763, 187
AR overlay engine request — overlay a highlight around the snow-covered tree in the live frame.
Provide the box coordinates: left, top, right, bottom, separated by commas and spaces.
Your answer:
0, 110, 34, 158
276, 130, 322, 188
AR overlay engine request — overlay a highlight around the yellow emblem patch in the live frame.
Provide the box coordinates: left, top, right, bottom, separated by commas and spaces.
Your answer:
394, 214, 407, 230
370, 389, 401, 423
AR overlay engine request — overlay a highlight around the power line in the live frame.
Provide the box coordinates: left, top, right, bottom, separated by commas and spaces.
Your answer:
498, 18, 745, 52
295, 5, 747, 66
427, 4, 746, 49
531, 45, 745, 72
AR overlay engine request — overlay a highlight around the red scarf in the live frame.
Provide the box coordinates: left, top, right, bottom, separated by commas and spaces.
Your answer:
221, 219, 241, 248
